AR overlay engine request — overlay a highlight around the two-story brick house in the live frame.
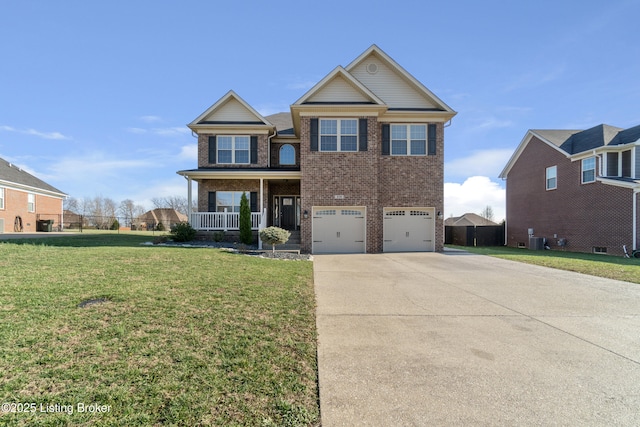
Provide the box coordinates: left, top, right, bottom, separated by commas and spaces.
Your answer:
178, 45, 456, 253
0, 157, 67, 233
500, 124, 640, 256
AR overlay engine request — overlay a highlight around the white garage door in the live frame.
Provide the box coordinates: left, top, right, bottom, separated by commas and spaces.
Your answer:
383, 208, 435, 252
312, 207, 366, 254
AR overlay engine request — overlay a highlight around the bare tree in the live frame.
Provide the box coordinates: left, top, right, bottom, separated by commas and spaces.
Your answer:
151, 196, 192, 215
480, 205, 495, 223
118, 199, 145, 227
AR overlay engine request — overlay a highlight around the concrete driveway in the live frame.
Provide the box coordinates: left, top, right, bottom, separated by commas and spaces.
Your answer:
314, 251, 640, 426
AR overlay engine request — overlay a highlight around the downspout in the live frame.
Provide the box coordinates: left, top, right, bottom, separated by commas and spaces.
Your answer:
631, 188, 640, 251
267, 128, 277, 167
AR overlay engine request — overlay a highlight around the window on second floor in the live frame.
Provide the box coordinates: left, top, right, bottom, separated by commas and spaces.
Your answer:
217, 136, 250, 164
582, 157, 596, 183
546, 166, 557, 190
320, 119, 358, 152
0, 187, 4, 209
28, 193, 35, 212
391, 124, 427, 156
279, 144, 295, 165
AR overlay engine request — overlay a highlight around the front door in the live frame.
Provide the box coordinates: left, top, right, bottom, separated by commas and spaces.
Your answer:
280, 197, 296, 229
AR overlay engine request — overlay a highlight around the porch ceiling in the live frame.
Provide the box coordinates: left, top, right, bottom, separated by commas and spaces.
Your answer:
177, 168, 301, 181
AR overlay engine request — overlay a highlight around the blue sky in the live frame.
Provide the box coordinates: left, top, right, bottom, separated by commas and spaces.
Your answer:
1, 0, 639, 221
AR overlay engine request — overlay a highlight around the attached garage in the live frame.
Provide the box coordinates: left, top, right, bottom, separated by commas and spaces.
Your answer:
383, 207, 435, 252
312, 206, 366, 253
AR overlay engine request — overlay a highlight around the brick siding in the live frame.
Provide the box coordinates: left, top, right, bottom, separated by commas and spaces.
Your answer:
299, 117, 445, 253
0, 187, 63, 232
505, 136, 636, 256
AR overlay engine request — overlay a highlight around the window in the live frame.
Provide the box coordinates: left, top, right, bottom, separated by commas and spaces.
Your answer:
582, 157, 596, 183
217, 136, 250, 164
319, 119, 358, 152
216, 191, 248, 212
0, 188, 4, 209
391, 124, 426, 156
28, 193, 35, 212
546, 166, 557, 190
279, 144, 295, 165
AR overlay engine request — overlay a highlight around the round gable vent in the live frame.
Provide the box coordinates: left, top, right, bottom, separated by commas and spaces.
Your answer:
366, 63, 378, 74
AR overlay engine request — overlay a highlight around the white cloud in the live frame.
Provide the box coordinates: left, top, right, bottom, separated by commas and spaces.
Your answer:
126, 126, 190, 136
444, 176, 505, 222
1, 125, 70, 140
178, 144, 197, 161
446, 148, 513, 180
139, 115, 162, 123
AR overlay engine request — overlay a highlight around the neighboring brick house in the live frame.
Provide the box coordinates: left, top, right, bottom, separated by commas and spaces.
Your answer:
178, 45, 456, 253
499, 124, 640, 256
136, 208, 187, 231
0, 157, 67, 233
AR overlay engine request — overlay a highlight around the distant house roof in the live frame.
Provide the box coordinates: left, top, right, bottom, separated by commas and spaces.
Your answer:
500, 123, 640, 178
137, 208, 187, 225
265, 112, 295, 135
0, 156, 66, 197
445, 213, 498, 227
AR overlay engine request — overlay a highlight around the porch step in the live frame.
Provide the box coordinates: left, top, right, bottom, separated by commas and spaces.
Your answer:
287, 230, 301, 244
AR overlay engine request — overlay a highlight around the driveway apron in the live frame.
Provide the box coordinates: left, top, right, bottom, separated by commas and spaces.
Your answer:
314, 251, 640, 426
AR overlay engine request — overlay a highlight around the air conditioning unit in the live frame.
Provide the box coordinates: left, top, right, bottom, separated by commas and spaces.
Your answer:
529, 236, 544, 250
0, 218, 4, 233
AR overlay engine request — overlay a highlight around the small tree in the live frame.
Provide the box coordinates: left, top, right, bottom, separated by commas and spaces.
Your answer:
259, 226, 291, 253
170, 222, 196, 242
239, 192, 253, 245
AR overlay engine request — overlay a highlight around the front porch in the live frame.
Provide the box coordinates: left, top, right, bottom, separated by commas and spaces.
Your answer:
190, 211, 263, 231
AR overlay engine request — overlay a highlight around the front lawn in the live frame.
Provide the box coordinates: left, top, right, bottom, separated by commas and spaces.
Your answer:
0, 234, 318, 426
449, 245, 640, 284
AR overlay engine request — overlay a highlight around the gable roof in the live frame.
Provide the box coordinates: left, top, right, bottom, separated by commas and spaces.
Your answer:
500, 124, 640, 179
0, 157, 66, 197
445, 213, 498, 226
137, 208, 187, 225
345, 44, 456, 113
265, 112, 294, 135
293, 66, 385, 106
188, 90, 273, 132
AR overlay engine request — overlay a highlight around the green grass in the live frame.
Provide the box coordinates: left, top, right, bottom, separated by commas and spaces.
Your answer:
0, 234, 318, 426
449, 245, 640, 284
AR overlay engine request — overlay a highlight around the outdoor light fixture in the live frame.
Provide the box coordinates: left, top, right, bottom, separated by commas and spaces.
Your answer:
437, 211, 443, 219
303, 210, 308, 219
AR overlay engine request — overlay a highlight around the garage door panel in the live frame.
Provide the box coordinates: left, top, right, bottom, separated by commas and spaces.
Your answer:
383, 208, 435, 252
313, 207, 366, 254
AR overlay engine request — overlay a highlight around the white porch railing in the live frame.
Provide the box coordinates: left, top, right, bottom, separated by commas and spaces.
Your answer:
190, 211, 262, 231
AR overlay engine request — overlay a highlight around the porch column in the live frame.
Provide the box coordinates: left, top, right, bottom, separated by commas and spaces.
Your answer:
259, 178, 264, 250
187, 176, 193, 222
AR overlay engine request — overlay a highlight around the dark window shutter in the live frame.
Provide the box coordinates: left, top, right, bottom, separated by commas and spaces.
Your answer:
359, 118, 368, 151
381, 124, 390, 155
310, 118, 318, 151
250, 136, 258, 164
428, 124, 437, 155
208, 136, 217, 164
208, 192, 216, 212
250, 192, 258, 212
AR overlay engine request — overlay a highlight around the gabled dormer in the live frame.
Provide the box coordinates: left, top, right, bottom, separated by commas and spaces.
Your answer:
189, 91, 275, 168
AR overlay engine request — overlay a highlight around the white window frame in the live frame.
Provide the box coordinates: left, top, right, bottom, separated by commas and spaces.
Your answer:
581, 157, 596, 184
390, 124, 427, 156
319, 119, 358, 152
0, 187, 4, 210
216, 191, 249, 213
546, 166, 557, 190
279, 144, 295, 165
217, 136, 250, 164
28, 193, 35, 212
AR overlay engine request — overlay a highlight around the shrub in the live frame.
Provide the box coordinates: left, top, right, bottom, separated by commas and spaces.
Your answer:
110, 219, 120, 230
212, 231, 225, 242
156, 222, 165, 231
239, 192, 253, 245
170, 222, 196, 242
259, 227, 291, 253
